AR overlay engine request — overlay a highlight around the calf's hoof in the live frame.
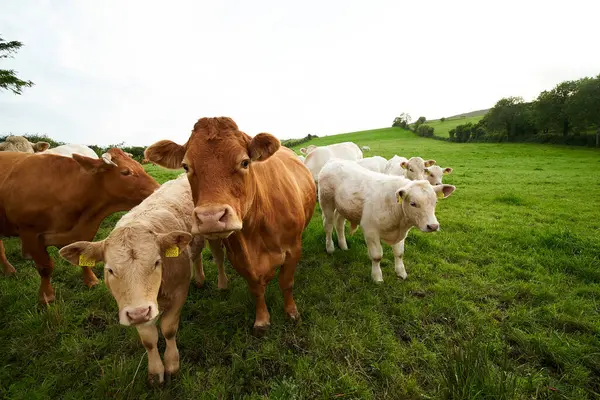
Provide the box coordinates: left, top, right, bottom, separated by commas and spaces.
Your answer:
396, 271, 408, 280
164, 371, 178, 386
285, 310, 301, 323
147, 373, 164, 388
253, 323, 271, 337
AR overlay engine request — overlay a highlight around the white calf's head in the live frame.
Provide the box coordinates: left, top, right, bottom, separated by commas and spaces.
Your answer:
401, 157, 436, 181
425, 165, 453, 186
59, 227, 192, 326
396, 180, 455, 232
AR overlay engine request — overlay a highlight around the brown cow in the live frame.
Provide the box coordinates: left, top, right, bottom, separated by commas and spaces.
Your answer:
145, 117, 316, 334
0, 149, 160, 304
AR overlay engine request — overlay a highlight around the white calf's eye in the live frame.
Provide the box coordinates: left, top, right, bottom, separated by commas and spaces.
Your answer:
107, 268, 114, 275
410, 202, 417, 207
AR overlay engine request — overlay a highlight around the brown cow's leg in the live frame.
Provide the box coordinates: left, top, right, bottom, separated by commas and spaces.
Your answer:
20, 240, 32, 260
0, 240, 17, 275
249, 280, 270, 335
81, 266, 99, 287
279, 246, 300, 321
21, 232, 55, 304
208, 239, 228, 289
136, 323, 164, 387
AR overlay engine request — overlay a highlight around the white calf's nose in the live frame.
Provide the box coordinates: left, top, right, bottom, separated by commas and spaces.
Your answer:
427, 223, 439, 232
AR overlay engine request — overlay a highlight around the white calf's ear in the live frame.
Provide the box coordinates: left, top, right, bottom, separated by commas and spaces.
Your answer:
401, 162, 408, 169
443, 167, 453, 175
300, 147, 307, 155
158, 231, 193, 258
396, 189, 408, 203
434, 184, 455, 199
424, 159, 436, 167
424, 168, 430, 175
59, 241, 105, 266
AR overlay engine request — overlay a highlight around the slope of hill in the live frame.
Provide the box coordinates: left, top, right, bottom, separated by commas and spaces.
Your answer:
425, 115, 483, 137
446, 108, 489, 119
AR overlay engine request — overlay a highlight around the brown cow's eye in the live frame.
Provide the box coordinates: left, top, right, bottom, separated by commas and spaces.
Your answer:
182, 163, 189, 172
241, 159, 250, 169
121, 169, 131, 176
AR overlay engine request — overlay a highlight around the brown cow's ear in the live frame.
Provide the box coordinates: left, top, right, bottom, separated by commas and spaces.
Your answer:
248, 133, 280, 162
145, 140, 186, 169
73, 154, 111, 174
31, 141, 50, 152
59, 241, 105, 266
157, 231, 192, 257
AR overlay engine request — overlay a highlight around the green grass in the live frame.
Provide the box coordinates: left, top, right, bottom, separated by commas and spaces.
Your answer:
2, 128, 600, 399
421, 116, 484, 138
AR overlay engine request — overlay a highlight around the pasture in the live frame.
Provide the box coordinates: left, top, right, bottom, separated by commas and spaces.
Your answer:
1, 127, 600, 399
422, 116, 483, 138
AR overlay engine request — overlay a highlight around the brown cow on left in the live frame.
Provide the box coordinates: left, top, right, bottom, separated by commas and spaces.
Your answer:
0, 148, 160, 304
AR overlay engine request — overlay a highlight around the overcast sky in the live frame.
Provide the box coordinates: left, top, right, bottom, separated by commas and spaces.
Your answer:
1, 0, 599, 146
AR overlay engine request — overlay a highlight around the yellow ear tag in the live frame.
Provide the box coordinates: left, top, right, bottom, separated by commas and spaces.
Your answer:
79, 254, 96, 267
437, 191, 445, 199
165, 245, 179, 258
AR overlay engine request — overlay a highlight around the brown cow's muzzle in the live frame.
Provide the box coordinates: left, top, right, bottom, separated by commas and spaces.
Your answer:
192, 204, 242, 239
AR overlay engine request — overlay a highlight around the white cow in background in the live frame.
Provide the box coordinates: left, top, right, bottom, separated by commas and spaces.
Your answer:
357, 156, 387, 173
384, 156, 436, 180
424, 165, 453, 186
318, 159, 455, 282
361, 145, 371, 152
299, 145, 317, 155
43, 144, 99, 159
303, 142, 363, 182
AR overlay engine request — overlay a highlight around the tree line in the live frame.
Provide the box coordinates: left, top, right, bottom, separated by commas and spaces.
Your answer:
393, 74, 600, 147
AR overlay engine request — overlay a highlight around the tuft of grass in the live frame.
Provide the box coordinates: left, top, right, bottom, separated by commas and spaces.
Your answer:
1, 128, 600, 399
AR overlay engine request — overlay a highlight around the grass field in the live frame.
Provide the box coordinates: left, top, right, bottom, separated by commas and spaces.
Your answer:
420, 116, 484, 138
1, 128, 600, 399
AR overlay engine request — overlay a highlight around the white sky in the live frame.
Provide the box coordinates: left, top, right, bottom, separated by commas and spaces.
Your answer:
1, 0, 599, 146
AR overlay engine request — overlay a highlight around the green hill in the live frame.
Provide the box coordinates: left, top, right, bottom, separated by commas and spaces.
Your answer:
2, 127, 600, 398
446, 108, 489, 119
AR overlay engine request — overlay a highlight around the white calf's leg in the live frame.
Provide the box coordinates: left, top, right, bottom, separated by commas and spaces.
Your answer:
322, 207, 336, 254
333, 210, 348, 251
365, 233, 384, 282
136, 323, 164, 386
392, 240, 407, 279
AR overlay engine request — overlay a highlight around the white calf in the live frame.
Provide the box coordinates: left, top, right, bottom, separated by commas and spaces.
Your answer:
318, 159, 455, 282
357, 156, 387, 173
425, 165, 453, 186
361, 145, 371, 152
384, 155, 436, 180
304, 142, 363, 182
44, 144, 99, 159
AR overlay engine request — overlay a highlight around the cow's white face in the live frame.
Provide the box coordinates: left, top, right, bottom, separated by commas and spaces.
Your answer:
401, 157, 436, 181
425, 165, 453, 186
396, 180, 455, 232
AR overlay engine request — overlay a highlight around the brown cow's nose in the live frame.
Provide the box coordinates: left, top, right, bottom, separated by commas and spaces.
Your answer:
427, 224, 439, 232
126, 306, 151, 324
193, 205, 241, 235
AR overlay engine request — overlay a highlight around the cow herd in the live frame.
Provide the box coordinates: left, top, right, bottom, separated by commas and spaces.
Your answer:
0, 117, 455, 386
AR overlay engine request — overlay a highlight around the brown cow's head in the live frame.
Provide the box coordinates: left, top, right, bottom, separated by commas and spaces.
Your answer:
145, 117, 280, 239
73, 148, 159, 207
59, 228, 192, 326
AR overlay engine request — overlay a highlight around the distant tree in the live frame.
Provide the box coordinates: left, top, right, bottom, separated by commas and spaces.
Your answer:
392, 112, 411, 129
566, 75, 600, 135
486, 97, 536, 137
416, 116, 426, 124
534, 80, 579, 136
440, 117, 446, 123
0, 36, 34, 95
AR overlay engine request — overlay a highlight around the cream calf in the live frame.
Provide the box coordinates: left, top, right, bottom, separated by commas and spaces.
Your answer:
425, 165, 453, 186
304, 142, 363, 182
318, 159, 455, 282
59, 175, 226, 386
356, 156, 387, 173
384, 155, 436, 180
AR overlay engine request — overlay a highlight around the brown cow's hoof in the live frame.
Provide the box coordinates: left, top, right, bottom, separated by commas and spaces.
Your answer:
286, 310, 301, 323
147, 374, 164, 388
83, 276, 100, 288
194, 279, 205, 289
2, 266, 17, 276
38, 292, 56, 305
253, 323, 271, 337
